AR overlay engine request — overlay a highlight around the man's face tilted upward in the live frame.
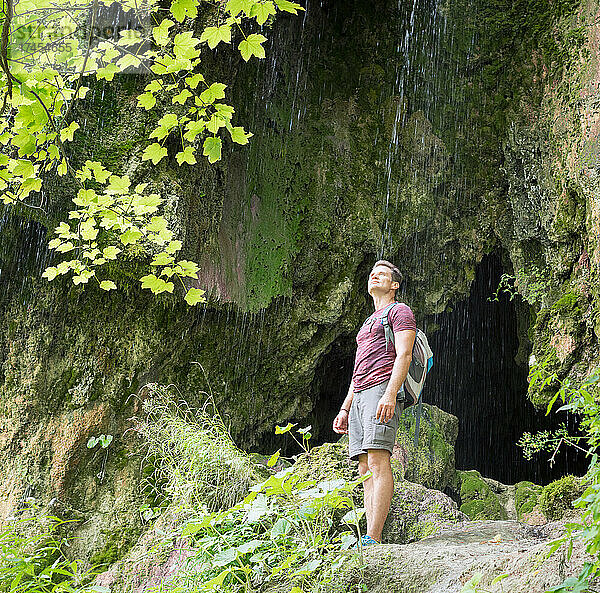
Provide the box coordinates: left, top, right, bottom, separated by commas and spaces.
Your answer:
368, 265, 399, 299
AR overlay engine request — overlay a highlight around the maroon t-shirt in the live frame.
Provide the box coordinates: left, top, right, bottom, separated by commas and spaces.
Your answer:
352, 303, 416, 392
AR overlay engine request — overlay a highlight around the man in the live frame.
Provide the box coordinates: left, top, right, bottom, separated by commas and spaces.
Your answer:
333, 260, 416, 545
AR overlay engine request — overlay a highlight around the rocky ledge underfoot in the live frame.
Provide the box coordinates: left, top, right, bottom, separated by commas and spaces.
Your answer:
330, 520, 591, 593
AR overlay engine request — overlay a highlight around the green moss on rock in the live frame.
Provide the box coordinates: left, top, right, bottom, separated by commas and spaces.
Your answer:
90, 526, 141, 567
538, 474, 583, 520
458, 470, 507, 520
515, 480, 543, 520
394, 404, 458, 491
552, 292, 579, 314
285, 440, 358, 486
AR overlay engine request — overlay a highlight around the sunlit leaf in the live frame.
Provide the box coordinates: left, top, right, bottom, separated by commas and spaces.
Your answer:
184, 287, 206, 305
212, 547, 238, 567
138, 92, 156, 110
203, 136, 222, 163
140, 274, 174, 294
173, 89, 193, 104
237, 540, 263, 554
120, 229, 142, 245
176, 146, 197, 165
173, 31, 201, 60
171, 0, 198, 21
250, 1, 276, 25
153, 19, 174, 45
186, 73, 205, 88
199, 83, 227, 104
274, 0, 304, 13
267, 449, 280, 467
200, 24, 231, 49
142, 143, 168, 165
42, 267, 58, 281
151, 252, 174, 266
239, 33, 267, 61
230, 126, 253, 144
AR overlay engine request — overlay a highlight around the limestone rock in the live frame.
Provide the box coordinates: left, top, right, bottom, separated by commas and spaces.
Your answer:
383, 480, 467, 544
393, 404, 459, 491
457, 470, 509, 520
325, 520, 590, 593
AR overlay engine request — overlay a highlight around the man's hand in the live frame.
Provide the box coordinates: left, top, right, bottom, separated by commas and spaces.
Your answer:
333, 410, 349, 434
376, 395, 396, 423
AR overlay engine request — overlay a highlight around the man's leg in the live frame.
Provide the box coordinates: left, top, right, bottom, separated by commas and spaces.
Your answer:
357, 453, 372, 531
365, 448, 394, 542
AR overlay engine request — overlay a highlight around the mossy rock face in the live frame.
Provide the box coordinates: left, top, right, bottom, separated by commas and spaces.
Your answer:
382, 481, 466, 544
393, 404, 458, 491
457, 470, 508, 520
291, 439, 358, 487
90, 526, 141, 568
515, 480, 543, 520
538, 474, 584, 520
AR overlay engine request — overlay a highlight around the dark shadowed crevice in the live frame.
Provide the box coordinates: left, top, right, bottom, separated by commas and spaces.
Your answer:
309, 334, 356, 443
425, 252, 587, 485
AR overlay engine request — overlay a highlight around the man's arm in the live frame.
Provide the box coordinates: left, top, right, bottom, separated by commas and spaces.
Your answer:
376, 329, 416, 423
333, 380, 354, 434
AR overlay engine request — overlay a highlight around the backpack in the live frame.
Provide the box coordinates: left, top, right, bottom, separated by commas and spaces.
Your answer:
378, 302, 434, 445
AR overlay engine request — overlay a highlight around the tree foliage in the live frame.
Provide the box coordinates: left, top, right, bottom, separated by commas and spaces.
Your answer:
0, 0, 302, 304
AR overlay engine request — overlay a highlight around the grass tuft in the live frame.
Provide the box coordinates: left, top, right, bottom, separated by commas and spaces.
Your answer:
136, 383, 260, 511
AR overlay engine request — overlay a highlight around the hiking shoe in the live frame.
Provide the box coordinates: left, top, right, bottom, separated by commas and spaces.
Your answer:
360, 535, 380, 546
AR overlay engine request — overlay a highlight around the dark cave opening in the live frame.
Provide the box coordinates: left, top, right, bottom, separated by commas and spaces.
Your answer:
313, 253, 588, 485
425, 253, 587, 485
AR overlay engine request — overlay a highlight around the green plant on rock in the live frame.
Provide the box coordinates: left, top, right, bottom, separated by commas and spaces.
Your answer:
86, 433, 113, 483
135, 384, 368, 593
0, 0, 302, 304
489, 268, 552, 307
538, 368, 600, 593
166, 468, 366, 593
86, 434, 112, 449
517, 423, 586, 465
488, 273, 519, 302
0, 508, 102, 593
136, 383, 261, 511
460, 572, 509, 593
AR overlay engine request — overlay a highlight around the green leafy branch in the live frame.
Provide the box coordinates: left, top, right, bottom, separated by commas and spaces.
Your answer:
0, 507, 104, 593
0, 0, 303, 305
488, 268, 552, 306
177, 464, 367, 592
526, 362, 600, 593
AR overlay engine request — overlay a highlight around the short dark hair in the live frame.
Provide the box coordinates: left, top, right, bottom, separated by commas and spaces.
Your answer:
372, 260, 403, 299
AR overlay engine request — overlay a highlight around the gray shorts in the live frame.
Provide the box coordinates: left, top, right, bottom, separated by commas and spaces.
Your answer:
348, 380, 404, 461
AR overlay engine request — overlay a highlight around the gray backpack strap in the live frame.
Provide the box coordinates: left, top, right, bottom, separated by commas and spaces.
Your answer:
380, 302, 398, 351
